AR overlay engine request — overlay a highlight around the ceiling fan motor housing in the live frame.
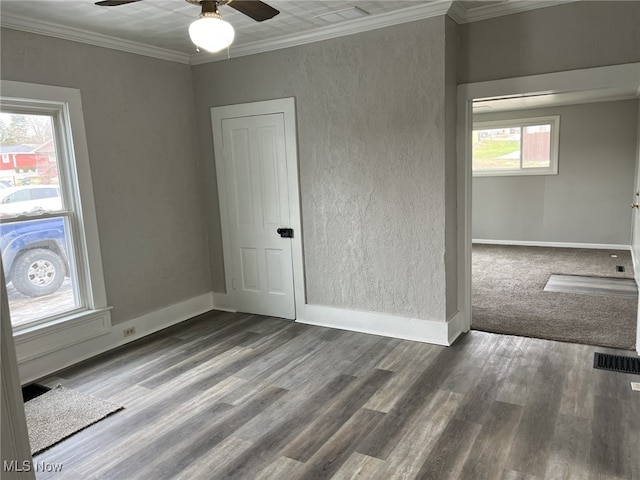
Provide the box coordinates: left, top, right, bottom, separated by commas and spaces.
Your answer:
199, 1, 222, 17
185, 0, 232, 7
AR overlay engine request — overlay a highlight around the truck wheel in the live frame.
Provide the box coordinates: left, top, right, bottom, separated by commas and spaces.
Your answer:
11, 249, 65, 297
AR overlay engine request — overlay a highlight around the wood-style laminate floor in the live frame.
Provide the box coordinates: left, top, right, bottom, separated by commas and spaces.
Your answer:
34, 311, 639, 480
543, 274, 638, 298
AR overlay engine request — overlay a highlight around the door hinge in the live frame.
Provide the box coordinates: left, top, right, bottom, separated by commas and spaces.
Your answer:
232, 278, 237, 290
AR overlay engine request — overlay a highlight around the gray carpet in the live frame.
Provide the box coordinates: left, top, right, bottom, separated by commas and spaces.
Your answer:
25, 385, 123, 455
472, 244, 638, 350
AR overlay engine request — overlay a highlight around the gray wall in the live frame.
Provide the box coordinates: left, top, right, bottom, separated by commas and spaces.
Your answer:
2, 0, 638, 328
473, 100, 639, 245
458, 1, 640, 83
0, 28, 212, 325
193, 17, 453, 321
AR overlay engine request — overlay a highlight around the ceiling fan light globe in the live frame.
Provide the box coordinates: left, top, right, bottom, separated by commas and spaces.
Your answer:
189, 17, 235, 53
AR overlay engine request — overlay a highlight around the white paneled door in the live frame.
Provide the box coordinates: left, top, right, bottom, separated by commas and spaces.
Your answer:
219, 112, 296, 319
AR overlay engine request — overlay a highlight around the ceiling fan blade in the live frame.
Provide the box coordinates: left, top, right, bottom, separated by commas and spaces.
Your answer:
95, 0, 141, 6
226, 0, 279, 22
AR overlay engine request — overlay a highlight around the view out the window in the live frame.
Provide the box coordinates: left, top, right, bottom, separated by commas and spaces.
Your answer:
0, 112, 82, 327
472, 116, 559, 176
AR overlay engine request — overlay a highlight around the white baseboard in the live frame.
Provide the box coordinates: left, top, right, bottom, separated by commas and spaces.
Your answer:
18, 292, 215, 385
212, 292, 236, 313
447, 310, 468, 345
15, 289, 473, 384
297, 304, 464, 346
472, 239, 631, 251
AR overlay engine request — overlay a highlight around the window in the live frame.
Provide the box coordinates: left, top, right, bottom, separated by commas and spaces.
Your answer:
472, 116, 560, 176
0, 111, 82, 327
1, 81, 109, 341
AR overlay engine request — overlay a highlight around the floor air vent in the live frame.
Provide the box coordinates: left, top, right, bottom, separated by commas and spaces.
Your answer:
593, 352, 640, 375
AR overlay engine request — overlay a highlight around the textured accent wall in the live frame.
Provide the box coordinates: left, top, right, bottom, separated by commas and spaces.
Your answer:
193, 17, 453, 321
473, 100, 639, 245
458, 1, 640, 83
0, 28, 212, 325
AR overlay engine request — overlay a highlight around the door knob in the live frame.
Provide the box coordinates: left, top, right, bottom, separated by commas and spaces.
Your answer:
632, 203, 639, 209
277, 228, 293, 238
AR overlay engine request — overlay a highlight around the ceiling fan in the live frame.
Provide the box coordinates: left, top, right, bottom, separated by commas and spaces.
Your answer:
95, 0, 280, 53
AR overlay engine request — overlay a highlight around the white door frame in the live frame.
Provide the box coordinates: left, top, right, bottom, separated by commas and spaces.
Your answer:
211, 97, 305, 318
1, 266, 35, 479
457, 63, 640, 353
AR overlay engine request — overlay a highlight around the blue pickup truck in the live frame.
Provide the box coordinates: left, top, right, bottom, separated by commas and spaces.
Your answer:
0, 217, 68, 297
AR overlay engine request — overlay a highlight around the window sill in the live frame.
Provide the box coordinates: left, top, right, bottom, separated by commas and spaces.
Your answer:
13, 308, 112, 364
473, 169, 558, 177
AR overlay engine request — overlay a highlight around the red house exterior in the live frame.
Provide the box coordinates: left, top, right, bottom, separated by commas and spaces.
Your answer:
0, 141, 55, 175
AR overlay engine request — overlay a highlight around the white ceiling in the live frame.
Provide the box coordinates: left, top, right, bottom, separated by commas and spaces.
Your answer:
0, 0, 577, 64
1, 1, 418, 55
474, 86, 640, 113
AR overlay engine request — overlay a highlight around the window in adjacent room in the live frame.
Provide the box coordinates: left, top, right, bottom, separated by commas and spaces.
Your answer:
472, 116, 560, 176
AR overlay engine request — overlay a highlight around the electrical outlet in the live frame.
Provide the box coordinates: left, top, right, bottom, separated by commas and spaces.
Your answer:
632, 382, 640, 392
123, 327, 136, 338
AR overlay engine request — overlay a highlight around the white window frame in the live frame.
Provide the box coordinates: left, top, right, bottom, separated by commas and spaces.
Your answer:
472, 115, 560, 177
1, 81, 111, 371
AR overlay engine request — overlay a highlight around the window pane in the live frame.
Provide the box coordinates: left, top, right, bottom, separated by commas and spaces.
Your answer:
0, 113, 62, 217
522, 124, 551, 169
1, 217, 82, 327
0, 111, 81, 328
472, 127, 521, 171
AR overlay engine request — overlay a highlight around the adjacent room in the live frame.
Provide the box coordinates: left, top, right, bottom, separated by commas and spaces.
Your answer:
471, 96, 640, 350
1, 1, 639, 479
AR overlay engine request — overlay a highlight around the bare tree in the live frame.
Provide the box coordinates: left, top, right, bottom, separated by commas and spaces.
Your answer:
24, 115, 53, 145
0, 114, 52, 146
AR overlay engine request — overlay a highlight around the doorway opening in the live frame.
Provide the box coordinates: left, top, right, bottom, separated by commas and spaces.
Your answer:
458, 63, 640, 352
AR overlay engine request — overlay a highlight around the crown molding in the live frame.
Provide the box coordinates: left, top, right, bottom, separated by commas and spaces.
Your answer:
455, 0, 581, 24
446, 1, 468, 24
0, 13, 191, 65
190, 1, 454, 65
1, 1, 582, 66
